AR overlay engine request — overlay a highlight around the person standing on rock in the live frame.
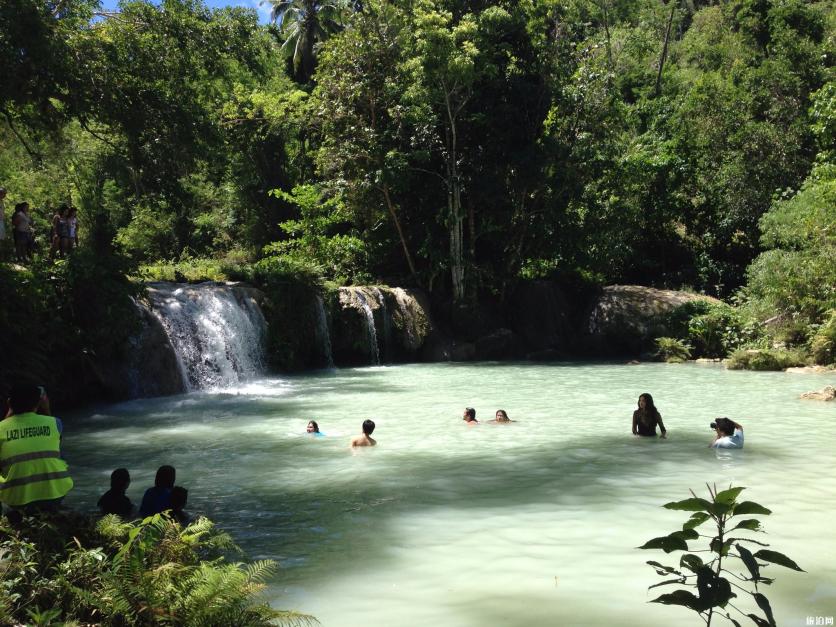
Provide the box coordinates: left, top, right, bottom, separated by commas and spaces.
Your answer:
632, 393, 667, 438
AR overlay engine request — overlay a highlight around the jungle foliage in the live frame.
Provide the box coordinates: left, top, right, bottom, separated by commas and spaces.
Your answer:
0, 512, 314, 626
0, 0, 834, 363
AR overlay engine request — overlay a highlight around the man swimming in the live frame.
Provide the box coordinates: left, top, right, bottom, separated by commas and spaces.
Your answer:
351, 419, 377, 447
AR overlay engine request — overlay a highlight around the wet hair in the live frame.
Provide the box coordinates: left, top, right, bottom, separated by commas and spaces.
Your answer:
713, 417, 735, 436
111, 468, 130, 491
170, 486, 188, 510
155, 465, 176, 489
362, 419, 375, 435
8, 384, 41, 415
464, 407, 476, 421
308, 420, 320, 433
638, 393, 661, 418
495, 409, 509, 422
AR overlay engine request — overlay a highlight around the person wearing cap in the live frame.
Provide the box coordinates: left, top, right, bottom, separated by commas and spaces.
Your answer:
0, 384, 73, 513
710, 418, 744, 449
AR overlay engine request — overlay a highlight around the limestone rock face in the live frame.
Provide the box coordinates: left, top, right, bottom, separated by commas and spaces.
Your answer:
799, 385, 836, 401
585, 285, 720, 356
331, 286, 434, 366
474, 328, 524, 360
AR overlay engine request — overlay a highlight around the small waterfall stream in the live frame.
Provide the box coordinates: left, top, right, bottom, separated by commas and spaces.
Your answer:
314, 295, 335, 368
146, 282, 267, 390
353, 290, 380, 365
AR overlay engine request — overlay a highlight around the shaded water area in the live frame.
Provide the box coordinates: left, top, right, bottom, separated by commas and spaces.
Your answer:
62, 363, 836, 626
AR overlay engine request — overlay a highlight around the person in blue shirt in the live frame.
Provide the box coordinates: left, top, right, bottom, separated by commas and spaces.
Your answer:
306, 420, 325, 437
710, 418, 744, 449
139, 465, 175, 517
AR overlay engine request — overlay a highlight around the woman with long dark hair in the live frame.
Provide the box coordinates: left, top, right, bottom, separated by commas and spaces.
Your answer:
632, 393, 667, 438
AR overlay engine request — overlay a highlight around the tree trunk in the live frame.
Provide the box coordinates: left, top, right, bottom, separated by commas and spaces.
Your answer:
382, 184, 421, 287
655, 1, 677, 97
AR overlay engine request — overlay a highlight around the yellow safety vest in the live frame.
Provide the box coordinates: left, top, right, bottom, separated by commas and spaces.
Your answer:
0, 412, 73, 506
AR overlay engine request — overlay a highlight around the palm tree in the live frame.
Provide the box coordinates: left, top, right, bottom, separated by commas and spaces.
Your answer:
266, 0, 345, 83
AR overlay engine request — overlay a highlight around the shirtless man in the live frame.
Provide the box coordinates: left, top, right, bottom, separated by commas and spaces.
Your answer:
462, 407, 478, 426
351, 419, 377, 447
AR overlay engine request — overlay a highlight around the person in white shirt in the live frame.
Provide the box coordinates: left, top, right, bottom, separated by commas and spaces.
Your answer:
710, 417, 744, 449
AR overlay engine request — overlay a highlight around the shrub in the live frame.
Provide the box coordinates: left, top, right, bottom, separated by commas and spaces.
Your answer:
655, 337, 692, 363
726, 348, 808, 370
810, 310, 836, 365
0, 513, 315, 626
664, 301, 762, 358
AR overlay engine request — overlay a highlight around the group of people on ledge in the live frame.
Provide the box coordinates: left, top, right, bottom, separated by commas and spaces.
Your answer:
631, 392, 744, 449
0, 187, 80, 263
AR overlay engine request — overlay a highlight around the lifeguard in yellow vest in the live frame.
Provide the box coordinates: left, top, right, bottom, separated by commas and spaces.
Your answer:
1, 384, 73, 511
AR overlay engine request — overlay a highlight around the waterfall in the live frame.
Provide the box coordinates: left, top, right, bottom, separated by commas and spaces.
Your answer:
374, 287, 392, 362
146, 282, 267, 390
314, 295, 335, 368
354, 289, 380, 365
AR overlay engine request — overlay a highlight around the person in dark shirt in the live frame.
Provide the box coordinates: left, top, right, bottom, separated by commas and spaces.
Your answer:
98, 468, 133, 518
631, 393, 667, 438
139, 465, 175, 517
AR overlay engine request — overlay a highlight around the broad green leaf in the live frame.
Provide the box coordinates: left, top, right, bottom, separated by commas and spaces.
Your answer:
709, 502, 733, 516
710, 537, 734, 556
646, 560, 681, 576
649, 578, 685, 589
697, 566, 735, 608
680, 554, 704, 573
639, 534, 689, 553
664, 498, 712, 512
672, 528, 700, 541
731, 519, 763, 532
736, 544, 760, 582
650, 589, 704, 611
754, 593, 777, 627
733, 501, 772, 516
715, 487, 745, 505
683, 512, 711, 530
753, 550, 805, 572
747, 613, 772, 627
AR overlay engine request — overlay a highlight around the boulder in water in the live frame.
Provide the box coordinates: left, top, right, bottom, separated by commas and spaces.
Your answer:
799, 386, 836, 401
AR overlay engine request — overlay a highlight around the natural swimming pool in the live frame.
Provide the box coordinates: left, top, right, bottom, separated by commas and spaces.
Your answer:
63, 362, 836, 626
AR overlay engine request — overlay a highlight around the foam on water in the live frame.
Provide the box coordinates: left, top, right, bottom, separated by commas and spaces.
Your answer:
62, 363, 836, 625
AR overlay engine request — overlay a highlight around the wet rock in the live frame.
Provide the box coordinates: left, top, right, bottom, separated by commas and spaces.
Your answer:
799, 386, 836, 401
474, 328, 524, 360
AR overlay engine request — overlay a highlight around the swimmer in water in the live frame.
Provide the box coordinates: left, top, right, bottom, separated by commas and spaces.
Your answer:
462, 407, 478, 426
307, 420, 325, 436
632, 393, 667, 438
487, 409, 514, 423
350, 419, 377, 447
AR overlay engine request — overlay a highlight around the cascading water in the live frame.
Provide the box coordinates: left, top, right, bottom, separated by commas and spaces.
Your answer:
353, 289, 380, 365
146, 282, 267, 390
373, 287, 392, 362
314, 295, 335, 368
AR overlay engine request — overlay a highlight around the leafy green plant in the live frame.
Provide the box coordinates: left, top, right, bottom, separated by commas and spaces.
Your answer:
810, 310, 836, 365
0, 513, 315, 626
655, 337, 692, 363
640, 485, 804, 626
725, 348, 808, 371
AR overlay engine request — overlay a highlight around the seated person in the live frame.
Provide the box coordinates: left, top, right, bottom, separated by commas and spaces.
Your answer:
632, 393, 667, 438
462, 407, 478, 426
710, 418, 744, 449
350, 419, 377, 447
98, 468, 133, 518
306, 420, 325, 437
139, 465, 175, 517
167, 485, 191, 526
487, 409, 514, 423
